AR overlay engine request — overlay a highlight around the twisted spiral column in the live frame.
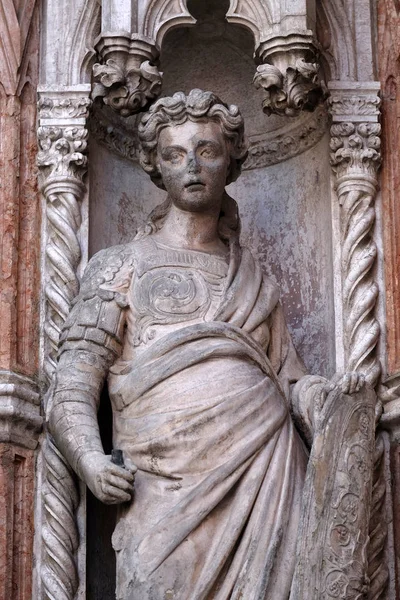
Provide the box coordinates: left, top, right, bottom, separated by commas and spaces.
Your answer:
337, 173, 381, 386
37, 99, 90, 600
40, 179, 84, 600
43, 179, 83, 380
41, 437, 80, 600
330, 117, 382, 387
328, 83, 388, 598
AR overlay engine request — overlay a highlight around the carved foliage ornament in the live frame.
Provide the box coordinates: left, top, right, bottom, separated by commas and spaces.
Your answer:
38, 96, 92, 120
253, 59, 328, 117
292, 386, 376, 599
330, 123, 381, 180
93, 0, 324, 117
92, 59, 163, 117
329, 95, 381, 120
37, 127, 88, 183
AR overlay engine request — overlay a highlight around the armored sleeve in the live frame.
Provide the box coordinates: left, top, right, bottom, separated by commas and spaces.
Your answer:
49, 245, 133, 479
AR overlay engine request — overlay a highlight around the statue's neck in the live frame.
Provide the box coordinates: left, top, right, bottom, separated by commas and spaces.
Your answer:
153, 201, 227, 254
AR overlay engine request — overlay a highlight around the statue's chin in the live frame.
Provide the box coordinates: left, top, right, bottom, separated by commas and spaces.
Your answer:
171, 189, 222, 213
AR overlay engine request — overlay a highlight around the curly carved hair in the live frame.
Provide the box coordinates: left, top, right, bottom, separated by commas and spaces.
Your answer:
138, 89, 248, 189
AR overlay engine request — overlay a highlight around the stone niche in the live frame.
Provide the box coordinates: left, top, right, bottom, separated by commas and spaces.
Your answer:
86, 3, 333, 595
88, 0, 334, 377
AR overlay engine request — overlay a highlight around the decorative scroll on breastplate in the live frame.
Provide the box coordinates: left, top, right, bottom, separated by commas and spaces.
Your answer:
130, 244, 228, 345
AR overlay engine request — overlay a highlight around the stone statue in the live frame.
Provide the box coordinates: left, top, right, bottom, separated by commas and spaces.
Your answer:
49, 89, 370, 599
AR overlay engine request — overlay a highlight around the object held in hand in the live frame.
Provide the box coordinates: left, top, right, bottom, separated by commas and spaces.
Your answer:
111, 449, 125, 467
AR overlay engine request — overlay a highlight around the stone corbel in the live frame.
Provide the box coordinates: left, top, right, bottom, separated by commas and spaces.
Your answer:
226, 0, 326, 116
92, 34, 162, 117
253, 35, 327, 117
92, 0, 198, 117
328, 82, 381, 388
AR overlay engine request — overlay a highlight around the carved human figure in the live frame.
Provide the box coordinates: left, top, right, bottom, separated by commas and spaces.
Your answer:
49, 89, 365, 599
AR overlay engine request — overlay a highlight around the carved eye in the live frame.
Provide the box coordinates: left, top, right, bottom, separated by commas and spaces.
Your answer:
163, 149, 184, 164
200, 146, 216, 158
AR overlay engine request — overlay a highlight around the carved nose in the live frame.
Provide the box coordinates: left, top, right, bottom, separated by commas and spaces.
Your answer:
187, 153, 201, 173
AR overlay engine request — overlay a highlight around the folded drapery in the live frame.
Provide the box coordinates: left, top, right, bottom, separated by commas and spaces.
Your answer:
110, 322, 308, 600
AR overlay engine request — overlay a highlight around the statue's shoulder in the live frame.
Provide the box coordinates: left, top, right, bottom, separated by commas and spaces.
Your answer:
78, 238, 156, 298
78, 242, 136, 299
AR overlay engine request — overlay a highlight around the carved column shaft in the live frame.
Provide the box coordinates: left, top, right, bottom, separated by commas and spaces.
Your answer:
328, 82, 382, 387
37, 90, 91, 384
37, 86, 91, 600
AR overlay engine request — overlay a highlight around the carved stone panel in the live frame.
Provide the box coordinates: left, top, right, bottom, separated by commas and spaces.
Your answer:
291, 387, 376, 599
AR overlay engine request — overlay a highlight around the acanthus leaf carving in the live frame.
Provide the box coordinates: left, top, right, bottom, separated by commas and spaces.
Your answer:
253, 59, 328, 117
37, 126, 89, 183
330, 122, 381, 180
92, 58, 163, 117
329, 95, 381, 119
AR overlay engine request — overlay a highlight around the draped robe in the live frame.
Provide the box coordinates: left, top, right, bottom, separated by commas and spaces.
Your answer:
102, 238, 309, 600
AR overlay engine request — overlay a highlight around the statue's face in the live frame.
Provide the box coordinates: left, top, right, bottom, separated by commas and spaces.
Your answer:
156, 120, 230, 213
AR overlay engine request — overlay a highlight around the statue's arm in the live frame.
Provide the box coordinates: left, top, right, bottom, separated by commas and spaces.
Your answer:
49, 248, 135, 503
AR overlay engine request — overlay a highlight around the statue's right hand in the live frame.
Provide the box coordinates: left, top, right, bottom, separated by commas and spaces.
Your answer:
79, 452, 136, 504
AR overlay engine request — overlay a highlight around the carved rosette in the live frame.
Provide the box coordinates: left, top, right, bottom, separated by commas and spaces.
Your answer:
328, 84, 382, 387
37, 90, 91, 600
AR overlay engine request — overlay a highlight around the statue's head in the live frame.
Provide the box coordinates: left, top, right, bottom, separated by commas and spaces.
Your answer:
138, 89, 248, 191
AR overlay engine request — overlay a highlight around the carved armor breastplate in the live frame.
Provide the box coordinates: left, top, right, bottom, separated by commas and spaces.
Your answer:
126, 239, 229, 348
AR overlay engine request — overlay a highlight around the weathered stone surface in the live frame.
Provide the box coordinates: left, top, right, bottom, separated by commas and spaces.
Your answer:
0, 444, 35, 600
48, 89, 373, 599
0, 3, 41, 600
377, 0, 400, 377
0, 0, 41, 378
34, 1, 396, 598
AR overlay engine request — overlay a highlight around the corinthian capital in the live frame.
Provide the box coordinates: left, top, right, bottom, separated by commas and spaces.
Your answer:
330, 122, 381, 183
37, 87, 91, 188
37, 126, 88, 183
328, 82, 381, 188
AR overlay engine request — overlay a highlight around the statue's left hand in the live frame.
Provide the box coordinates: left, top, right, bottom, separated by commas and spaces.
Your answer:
325, 371, 366, 396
